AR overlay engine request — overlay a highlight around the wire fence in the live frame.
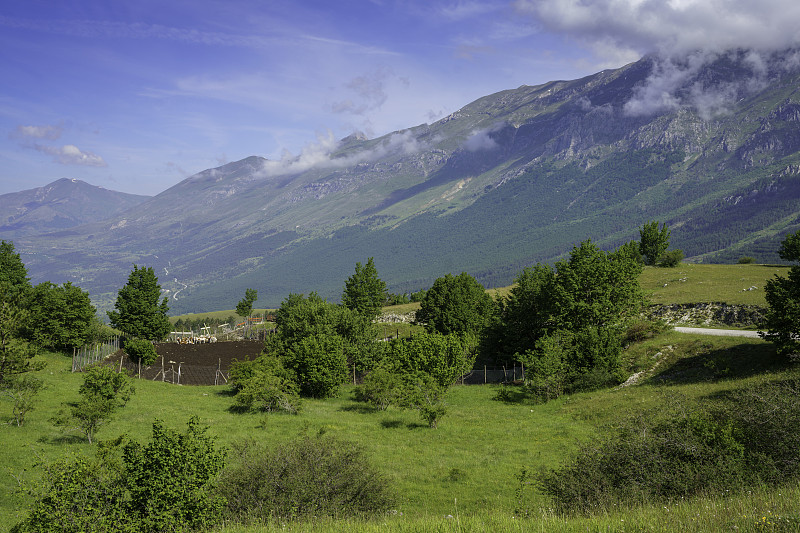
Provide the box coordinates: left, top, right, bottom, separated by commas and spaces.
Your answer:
72, 337, 526, 387
72, 337, 121, 373
115, 354, 230, 386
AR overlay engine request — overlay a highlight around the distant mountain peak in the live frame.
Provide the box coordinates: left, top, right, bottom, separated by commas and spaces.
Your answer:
0, 179, 150, 238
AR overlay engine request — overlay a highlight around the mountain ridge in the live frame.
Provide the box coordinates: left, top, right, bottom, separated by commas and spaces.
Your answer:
0, 178, 150, 238
13, 49, 800, 313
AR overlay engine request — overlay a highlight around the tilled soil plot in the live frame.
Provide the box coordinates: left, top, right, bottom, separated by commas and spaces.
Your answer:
106, 340, 264, 386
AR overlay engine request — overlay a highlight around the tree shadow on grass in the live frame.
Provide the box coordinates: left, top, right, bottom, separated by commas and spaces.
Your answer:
650, 341, 791, 385
40, 434, 86, 445
379, 418, 428, 430
340, 403, 382, 415
492, 384, 529, 404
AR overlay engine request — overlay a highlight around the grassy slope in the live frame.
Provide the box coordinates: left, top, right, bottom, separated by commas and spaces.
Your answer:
3, 264, 798, 531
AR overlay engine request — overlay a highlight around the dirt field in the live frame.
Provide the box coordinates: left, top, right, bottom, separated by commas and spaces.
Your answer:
106, 340, 264, 386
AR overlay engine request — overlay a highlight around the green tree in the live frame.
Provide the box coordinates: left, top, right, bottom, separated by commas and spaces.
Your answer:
415, 272, 495, 335
0, 301, 41, 385
107, 265, 171, 341
0, 240, 31, 304
284, 333, 348, 398
236, 288, 258, 320
25, 282, 97, 352
639, 220, 671, 266
551, 240, 644, 331
124, 338, 158, 366
342, 257, 386, 320
383, 331, 477, 388
52, 365, 134, 443
761, 230, 800, 356
488, 240, 643, 397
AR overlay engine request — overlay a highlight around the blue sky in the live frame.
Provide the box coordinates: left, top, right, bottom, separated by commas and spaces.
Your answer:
2, 0, 799, 196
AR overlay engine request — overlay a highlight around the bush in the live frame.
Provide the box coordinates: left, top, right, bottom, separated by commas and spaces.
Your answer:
353, 367, 402, 410
284, 333, 348, 398
622, 319, 670, 344
536, 379, 800, 514
216, 435, 395, 521
738, 256, 756, 264
230, 355, 301, 414
123, 338, 157, 366
52, 365, 134, 443
657, 249, 684, 267
15, 417, 225, 533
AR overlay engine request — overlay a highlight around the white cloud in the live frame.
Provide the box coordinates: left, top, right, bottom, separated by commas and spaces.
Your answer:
463, 128, 499, 151
515, 0, 800, 62
13, 124, 62, 140
258, 129, 427, 178
34, 144, 107, 166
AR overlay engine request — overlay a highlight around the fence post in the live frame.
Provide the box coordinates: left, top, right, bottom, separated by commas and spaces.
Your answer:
484, 365, 487, 384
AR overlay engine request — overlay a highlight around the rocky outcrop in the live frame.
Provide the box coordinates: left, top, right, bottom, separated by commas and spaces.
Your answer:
376, 311, 416, 324
646, 303, 766, 327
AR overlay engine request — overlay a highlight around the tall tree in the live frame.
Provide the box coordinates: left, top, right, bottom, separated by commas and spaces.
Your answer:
0, 240, 31, 304
108, 265, 171, 341
26, 282, 97, 351
761, 230, 800, 356
639, 220, 671, 266
236, 288, 258, 320
0, 301, 40, 385
0, 241, 40, 385
415, 272, 495, 336
342, 257, 387, 320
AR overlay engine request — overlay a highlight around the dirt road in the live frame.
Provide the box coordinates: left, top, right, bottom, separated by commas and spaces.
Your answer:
673, 327, 762, 338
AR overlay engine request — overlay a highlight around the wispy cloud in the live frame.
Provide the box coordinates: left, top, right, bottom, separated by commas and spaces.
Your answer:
258, 129, 426, 178
33, 144, 107, 167
12, 124, 62, 140
437, 1, 503, 21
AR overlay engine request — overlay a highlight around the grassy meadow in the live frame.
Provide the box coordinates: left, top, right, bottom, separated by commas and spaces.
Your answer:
3, 263, 799, 531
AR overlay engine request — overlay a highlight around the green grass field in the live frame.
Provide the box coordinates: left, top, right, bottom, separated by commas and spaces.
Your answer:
3, 263, 799, 531
639, 263, 789, 306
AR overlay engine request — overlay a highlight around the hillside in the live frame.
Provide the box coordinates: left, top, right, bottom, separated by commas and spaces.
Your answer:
2, 333, 796, 531
13, 49, 800, 313
0, 178, 150, 238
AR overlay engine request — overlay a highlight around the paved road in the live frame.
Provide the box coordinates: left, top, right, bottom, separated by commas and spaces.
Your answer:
674, 326, 762, 338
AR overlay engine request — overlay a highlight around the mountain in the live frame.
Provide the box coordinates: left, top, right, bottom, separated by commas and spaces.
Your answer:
0, 178, 150, 238
15, 49, 800, 313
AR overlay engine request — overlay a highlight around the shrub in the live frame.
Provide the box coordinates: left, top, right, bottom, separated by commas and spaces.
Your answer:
124, 417, 226, 532
738, 256, 755, 264
657, 249, 684, 267
622, 319, 670, 344
216, 435, 395, 521
536, 379, 800, 514
284, 333, 348, 398
231, 355, 301, 414
52, 365, 134, 443
124, 338, 157, 366
15, 417, 225, 533
353, 367, 402, 410
537, 407, 746, 513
